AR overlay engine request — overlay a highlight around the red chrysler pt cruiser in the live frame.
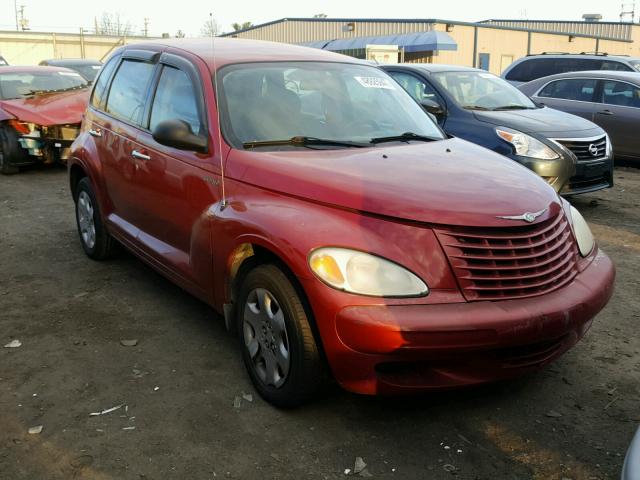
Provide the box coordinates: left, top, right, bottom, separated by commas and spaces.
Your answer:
68, 39, 615, 407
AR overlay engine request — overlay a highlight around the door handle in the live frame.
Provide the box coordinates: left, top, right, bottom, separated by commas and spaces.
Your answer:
597, 109, 613, 116
131, 150, 151, 161
88, 128, 102, 137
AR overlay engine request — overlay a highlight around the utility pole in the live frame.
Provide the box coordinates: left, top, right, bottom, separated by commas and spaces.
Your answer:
18, 5, 29, 31
620, 2, 636, 22
14, 0, 18, 30
143, 17, 149, 37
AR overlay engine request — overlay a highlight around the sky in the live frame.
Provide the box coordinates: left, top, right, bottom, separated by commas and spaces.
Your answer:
0, 0, 631, 37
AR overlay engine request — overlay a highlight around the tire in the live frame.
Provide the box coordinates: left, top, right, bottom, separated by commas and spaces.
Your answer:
236, 264, 324, 407
74, 177, 117, 260
0, 126, 20, 175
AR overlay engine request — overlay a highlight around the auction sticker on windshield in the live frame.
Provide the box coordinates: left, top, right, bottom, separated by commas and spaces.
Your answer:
354, 76, 396, 89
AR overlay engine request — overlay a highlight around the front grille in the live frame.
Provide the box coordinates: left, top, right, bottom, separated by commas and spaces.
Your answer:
555, 136, 607, 161
435, 213, 579, 301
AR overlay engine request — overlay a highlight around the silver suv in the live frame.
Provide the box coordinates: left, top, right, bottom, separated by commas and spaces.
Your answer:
502, 53, 640, 86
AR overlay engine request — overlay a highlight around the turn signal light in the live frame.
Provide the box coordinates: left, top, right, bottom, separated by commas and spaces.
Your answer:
7, 119, 33, 135
310, 254, 345, 286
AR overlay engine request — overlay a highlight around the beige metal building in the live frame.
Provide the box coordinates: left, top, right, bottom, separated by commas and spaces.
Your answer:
0, 30, 152, 65
222, 18, 639, 75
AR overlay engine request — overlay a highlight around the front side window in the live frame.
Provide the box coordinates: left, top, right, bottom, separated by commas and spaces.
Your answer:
105, 59, 155, 125
219, 62, 444, 149
388, 71, 439, 104
0, 70, 87, 100
150, 66, 201, 135
431, 71, 536, 110
601, 80, 640, 108
538, 78, 597, 102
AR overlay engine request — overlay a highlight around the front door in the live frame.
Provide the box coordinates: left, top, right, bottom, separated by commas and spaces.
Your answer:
594, 79, 640, 158
132, 54, 220, 289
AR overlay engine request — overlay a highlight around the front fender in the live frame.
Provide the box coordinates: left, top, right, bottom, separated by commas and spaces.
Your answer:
211, 178, 461, 310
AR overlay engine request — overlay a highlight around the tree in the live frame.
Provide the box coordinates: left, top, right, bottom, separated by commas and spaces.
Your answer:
232, 21, 253, 31
175, 29, 186, 38
313, 13, 328, 18
95, 12, 133, 36
201, 17, 220, 36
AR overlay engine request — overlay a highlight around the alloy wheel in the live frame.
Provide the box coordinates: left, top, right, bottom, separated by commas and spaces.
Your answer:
242, 288, 291, 388
77, 191, 96, 249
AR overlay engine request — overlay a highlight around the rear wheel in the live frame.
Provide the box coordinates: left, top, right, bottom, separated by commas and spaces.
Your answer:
0, 126, 20, 175
74, 177, 117, 260
236, 264, 324, 407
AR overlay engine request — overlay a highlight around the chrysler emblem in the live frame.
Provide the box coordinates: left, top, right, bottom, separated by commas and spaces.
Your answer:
497, 208, 547, 223
588, 144, 599, 157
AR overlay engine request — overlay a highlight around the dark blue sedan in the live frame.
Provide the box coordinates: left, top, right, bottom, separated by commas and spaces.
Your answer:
381, 64, 613, 195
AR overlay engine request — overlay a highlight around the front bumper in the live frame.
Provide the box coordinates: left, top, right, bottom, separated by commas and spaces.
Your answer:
317, 249, 614, 395
561, 156, 614, 195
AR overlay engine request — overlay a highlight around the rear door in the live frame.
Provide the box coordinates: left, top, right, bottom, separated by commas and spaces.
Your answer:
534, 77, 598, 121
594, 79, 640, 158
98, 50, 158, 239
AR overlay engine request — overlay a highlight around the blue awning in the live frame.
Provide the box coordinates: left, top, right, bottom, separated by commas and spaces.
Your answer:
305, 30, 457, 53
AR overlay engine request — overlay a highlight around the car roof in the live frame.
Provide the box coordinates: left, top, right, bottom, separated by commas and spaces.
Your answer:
119, 38, 361, 70
521, 53, 640, 61
41, 58, 102, 65
0, 65, 81, 74
527, 70, 640, 85
382, 63, 486, 74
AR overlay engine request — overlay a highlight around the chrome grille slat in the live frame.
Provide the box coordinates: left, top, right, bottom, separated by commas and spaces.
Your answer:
555, 136, 607, 161
436, 213, 579, 301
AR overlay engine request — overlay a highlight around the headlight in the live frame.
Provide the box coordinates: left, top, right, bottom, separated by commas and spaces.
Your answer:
496, 127, 559, 160
569, 205, 594, 257
309, 247, 428, 297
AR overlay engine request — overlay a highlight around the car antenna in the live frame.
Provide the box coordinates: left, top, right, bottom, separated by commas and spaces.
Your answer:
210, 12, 227, 210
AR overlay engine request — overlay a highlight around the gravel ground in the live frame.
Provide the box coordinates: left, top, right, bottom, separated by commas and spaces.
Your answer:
0, 166, 638, 480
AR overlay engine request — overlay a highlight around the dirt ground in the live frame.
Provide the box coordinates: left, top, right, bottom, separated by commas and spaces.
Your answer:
0, 166, 638, 480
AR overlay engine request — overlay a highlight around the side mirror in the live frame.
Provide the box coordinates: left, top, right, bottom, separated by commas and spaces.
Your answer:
152, 119, 207, 153
420, 98, 446, 118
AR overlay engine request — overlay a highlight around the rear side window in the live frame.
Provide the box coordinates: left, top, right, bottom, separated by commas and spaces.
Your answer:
105, 59, 155, 125
150, 66, 201, 135
505, 58, 556, 82
601, 80, 640, 108
599, 60, 633, 72
90, 55, 119, 110
538, 78, 597, 102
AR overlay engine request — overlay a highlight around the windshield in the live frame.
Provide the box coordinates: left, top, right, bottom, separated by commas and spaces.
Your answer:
431, 71, 537, 110
630, 60, 640, 72
0, 70, 88, 100
219, 62, 444, 149
68, 64, 102, 82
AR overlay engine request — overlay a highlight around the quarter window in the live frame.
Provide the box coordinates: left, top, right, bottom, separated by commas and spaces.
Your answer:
150, 66, 201, 135
90, 55, 119, 110
105, 59, 155, 125
601, 80, 640, 108
538, 79, 597, 102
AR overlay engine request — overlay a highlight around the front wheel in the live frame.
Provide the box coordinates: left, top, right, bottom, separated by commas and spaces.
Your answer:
74, 177, 117, 260
236, 264, 324, 407
0, 126, 20, 175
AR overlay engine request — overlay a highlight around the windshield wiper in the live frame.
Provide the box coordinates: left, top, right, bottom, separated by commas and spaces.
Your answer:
25, 85, 88, 96
492, 105, 533, 111
370, 132, 439, 144
463, 105, 491, 111
243, 136, 368, 149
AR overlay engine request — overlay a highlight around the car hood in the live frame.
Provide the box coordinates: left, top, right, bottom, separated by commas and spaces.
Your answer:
0, 88, 89, 126
473, 106, 601, 137
228, 138, 561, 227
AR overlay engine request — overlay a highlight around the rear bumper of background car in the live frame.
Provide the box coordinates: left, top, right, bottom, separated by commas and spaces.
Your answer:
318, 250, 614, 395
